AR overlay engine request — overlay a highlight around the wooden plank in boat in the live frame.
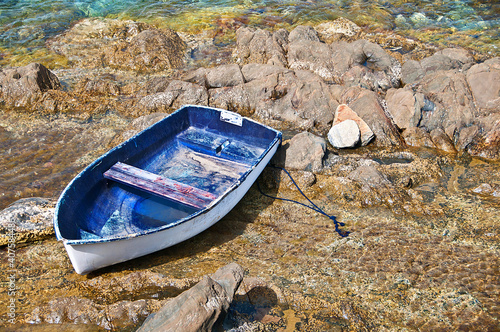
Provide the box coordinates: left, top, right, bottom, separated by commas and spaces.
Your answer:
103, 162, 217, 209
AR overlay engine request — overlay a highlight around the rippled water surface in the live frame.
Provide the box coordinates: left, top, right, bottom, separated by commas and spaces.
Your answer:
0, 0, 499, 62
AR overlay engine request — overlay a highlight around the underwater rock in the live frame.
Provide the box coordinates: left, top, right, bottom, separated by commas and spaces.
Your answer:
0, 63, 61, 108
283, 132, 326, 172
315, 17, 362, 43
26, 296, 167, 330
328, 119, 361, 149
0, 197, 55, 246
137, 263, 244, 332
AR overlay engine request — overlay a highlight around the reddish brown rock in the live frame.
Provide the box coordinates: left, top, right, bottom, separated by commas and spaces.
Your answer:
333, 104, 374, 146
339, 88, 402, 147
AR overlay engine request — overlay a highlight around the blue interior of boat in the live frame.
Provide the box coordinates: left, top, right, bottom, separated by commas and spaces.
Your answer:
55, 106, 280, 241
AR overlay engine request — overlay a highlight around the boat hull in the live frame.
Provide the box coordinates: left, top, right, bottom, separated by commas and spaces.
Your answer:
54, 105, 281, 274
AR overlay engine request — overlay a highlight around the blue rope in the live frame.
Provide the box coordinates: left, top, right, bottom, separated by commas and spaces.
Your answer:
257, 165, 349, 237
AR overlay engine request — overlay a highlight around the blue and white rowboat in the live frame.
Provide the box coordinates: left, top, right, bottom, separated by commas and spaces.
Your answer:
54, 105, 282, 274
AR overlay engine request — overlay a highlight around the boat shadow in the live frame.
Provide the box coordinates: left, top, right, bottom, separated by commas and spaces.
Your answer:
87, 165, 283, 277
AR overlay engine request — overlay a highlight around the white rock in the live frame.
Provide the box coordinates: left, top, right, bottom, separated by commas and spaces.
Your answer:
328, 119, 361, 149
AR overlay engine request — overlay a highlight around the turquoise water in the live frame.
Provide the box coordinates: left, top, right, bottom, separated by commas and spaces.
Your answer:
0, 0, 498, 59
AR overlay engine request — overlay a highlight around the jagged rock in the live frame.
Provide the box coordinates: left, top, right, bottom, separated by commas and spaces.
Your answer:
328, 119, 361, 149
401, 48, 474, 85
137, 263, 244, 332
385, 88, 423, 130
467, 116, 500, 160
232, 27, 288, 66
283, 132, 326, 172
47, 18, 151, 67
139, 80, 208, 111
103, 29, 186, 72
288, 25, 320, 43
351, 39, 393, 72
205, 64, 245, 88
210, 67, 338, 130
287, 31, 338, 83
417, 70, 476, 141
466, 57, 500, 111
0, 198, 55, 246
0, 63, 61, 108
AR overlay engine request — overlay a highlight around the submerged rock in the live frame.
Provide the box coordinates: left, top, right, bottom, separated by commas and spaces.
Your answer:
0, 197, 55, 245
137, 263, 244, 332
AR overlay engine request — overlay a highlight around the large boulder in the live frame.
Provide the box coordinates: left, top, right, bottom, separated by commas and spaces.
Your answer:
401, 48, 474, 85
103, 29, 186, 72
0, 63, 61, 108
232, 27, 288, 66
282, 132, 326, 172
417, 70, 476, 141
209, 65, 339, 131
385, 87, 423, 130
466, 57, 500, 112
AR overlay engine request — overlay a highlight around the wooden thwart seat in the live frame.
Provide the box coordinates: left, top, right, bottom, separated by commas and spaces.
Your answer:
103, 162, 217, 209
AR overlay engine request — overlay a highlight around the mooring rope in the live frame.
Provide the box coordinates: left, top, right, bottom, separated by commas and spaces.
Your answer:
257, 165, 349, 237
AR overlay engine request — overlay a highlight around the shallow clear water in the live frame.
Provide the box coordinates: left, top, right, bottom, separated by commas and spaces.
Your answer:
0, 0, 498, 62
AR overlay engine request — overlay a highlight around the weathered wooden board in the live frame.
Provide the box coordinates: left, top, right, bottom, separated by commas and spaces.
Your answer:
104, 162, 217, 209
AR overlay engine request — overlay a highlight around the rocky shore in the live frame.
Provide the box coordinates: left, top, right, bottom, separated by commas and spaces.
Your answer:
1, 18, 499, 331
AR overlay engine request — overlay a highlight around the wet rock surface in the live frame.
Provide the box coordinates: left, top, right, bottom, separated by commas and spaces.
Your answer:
1, 17, 499, 331
0, 198, 55, 246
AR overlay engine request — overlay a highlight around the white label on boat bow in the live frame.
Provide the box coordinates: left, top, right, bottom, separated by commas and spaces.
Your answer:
220, 110, 243, 126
